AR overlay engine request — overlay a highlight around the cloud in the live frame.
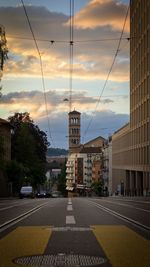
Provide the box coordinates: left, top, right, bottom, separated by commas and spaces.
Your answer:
81, 110, 129, 143
0, 90, 115, 119
36, 109, 129, 148
1, 3, 129, 82
0, 90, 129, 148
72, 0, 129, 31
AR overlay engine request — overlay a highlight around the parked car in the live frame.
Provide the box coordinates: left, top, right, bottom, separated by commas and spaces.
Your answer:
36, 190, 51, 198
51, 191, 61, 198
19, 186, 34, 199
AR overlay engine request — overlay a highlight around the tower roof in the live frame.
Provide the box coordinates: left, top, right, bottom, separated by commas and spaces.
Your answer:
69, 110, 80, 115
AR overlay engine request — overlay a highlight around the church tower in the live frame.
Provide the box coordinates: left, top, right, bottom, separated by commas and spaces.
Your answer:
68, 110, 81, 153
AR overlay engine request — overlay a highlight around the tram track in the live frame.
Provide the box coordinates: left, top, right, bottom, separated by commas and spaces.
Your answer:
87, 199, 150, 232
0, 202, 48, 233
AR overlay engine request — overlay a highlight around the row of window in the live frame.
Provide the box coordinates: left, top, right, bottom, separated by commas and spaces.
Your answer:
70, 118, 80, 125
71, 139, 80, 145
131, 0, 149, 38
131, 75, 149, 106
69, 128, 80, 135
113, 145, 149, 166
131, 99, 149, 125
131, 53, 150, 86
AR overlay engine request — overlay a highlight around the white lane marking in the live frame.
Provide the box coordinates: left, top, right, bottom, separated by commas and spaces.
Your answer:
67, 205, 73, 211
102, 199, 150, 213
88, 200, 150, 231
68, 198, 72, 205
66, 215, 76, 224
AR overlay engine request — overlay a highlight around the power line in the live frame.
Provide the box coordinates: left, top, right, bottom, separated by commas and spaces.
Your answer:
69, 0, 74, 112
20, 0, 55, 147
83, 4, 130, 139
7, 34, 130, 43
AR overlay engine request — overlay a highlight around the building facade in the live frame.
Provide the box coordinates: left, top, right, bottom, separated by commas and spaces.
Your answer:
130, 0, 150, 195
66, 147, 103, 195
112, 0, 150, 196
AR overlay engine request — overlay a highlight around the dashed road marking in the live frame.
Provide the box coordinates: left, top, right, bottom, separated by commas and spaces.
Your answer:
68, 198, 72, 205
66, 215, 76, 224
67, 205, 73, 211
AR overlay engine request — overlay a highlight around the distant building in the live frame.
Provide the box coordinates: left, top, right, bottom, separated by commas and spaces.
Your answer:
103, 136, 112, 196
66, 131, 105, 195
0, 118, 11, 196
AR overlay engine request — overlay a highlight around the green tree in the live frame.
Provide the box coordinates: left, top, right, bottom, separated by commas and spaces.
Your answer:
57, 160, 67, 196
0, 136, 5, 169
8, 112, 49, 189
5, 160, 26, 195
91, 181, 103, 196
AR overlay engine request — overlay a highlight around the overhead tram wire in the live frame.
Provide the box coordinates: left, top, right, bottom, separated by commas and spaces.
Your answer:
83, 4, 130, 140
7, 34, 131, 44
20, 0, 55, 148
69, 0, 74, 112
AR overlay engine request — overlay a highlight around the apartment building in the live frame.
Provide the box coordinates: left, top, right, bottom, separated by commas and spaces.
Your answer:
112, 0, 150, 196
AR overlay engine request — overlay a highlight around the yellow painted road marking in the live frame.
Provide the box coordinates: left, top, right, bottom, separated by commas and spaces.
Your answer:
0, 226, 52, 267
91, 225, 150, 267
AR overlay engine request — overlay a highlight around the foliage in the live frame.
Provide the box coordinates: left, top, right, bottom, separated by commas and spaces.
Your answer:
0, 136, 5, 169
0, 25, 8, 71
47, 147, 68, 156
91, 181, 103, 196
5, 160, 26, 194
8, 112, 49, 189
57, 161, 67, 196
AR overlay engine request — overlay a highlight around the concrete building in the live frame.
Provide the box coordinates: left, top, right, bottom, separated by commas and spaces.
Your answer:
112, 0, 150, 196
103, 136, 112, 196
112, 124, 131, 195
66, 131, 104, 195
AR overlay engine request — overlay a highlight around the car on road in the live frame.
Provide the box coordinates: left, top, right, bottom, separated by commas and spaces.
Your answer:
36, 190, 51, 198
19, 186, 34, 199
51, 191, 61, 198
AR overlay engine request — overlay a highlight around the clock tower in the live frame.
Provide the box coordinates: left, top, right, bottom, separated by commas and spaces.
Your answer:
68, 110, 81, 153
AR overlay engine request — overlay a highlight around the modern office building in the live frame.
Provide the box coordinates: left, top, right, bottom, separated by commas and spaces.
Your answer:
112, 0, 150, 196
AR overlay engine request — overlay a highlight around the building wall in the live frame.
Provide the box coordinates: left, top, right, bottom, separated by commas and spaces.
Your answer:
108, 140, 112, 195
111, 0, 150, 197
84, 136, 105, 148
130, 0, 150, 174
130, 0, 150, 195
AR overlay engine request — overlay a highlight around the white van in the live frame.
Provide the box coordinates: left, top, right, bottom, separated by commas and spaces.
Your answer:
19, 186, 34, 198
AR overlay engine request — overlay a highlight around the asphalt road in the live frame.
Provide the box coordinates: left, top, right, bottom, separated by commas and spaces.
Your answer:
0, 196, 150, 267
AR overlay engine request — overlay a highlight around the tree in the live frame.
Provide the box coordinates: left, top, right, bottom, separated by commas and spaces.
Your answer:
91, 181, 103, 196
0, 25, 8, 71
8, 112, 49, 189
5, 160, 26, 195
0, 25, 8, 96
57, 160, 67, 196
0, 136, 5, 169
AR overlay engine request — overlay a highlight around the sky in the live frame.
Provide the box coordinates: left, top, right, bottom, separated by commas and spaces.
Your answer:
0, 0, 130, 149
